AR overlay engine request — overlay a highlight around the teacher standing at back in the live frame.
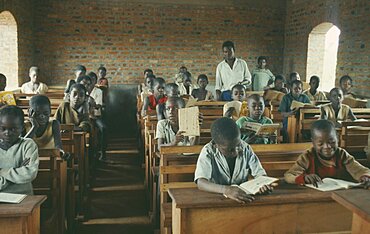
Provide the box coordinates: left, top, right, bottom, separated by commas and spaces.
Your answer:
215, 41, 252, 101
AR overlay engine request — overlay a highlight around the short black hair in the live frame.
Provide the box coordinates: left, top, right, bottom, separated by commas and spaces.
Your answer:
329, 87, 342, 96
231, 84, 245, 92
152, 77, 166, 88
274, 74, 285, 82
197, 74, 208, 83
257, 56, 267, 63
310, 75, 320, 83
87, 72, 98, 83
146, 74, 156, 80
144, 69, 153, 75
339, 75, 352, 85
70, 83, 87, 94
29, 95, 51, 109
247, 94, 263, 103
222, 41, 235, 51
165, 83, 179, 92
75, 65, 86, 72
165, 96, 185, 109
291, 79, 303, 87
77, 75, 92, 84
311, 119, 336, 137
179, 66, 187, 72
0, 105, 24, 125
0, 73, 6, 81
98, 66, 106, 72
183, 71, 192, 80
211, 117, 240, 144
289, 72, 299, 80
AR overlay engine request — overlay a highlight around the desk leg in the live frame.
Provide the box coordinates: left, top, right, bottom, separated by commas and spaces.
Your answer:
352, 213, 370, 234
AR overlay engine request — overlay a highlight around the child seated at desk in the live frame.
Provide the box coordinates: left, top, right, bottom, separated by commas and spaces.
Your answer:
223, 84, 247, 120
191, 74, 214, 101
156, 83, 180, 120
155, 97, 197, 148
284, 119, 370, 188
178, 71, 195, 97
236, 94, 275, 144
279, 79, 311, 141
320, 88, 356, 127
140, 74, 155, 102
141, 77, 166, 117
0, 106, 39, 194
55, 83, 91, 132
339, 75, 355, 98
195, 117, 272, 203
303, 75, 327, 102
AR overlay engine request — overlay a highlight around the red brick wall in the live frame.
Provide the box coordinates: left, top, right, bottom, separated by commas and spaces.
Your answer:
32, 0, 286, 86
284, 0, 370, 96
0, 0, 34, 85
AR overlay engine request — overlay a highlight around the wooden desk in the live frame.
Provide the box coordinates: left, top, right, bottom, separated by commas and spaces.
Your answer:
0, 195, 47, 234
169, 184, 352, 234
332, 190, 370, 234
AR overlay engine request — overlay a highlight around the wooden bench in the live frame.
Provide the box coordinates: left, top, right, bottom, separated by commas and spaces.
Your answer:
341, 121, 370, 162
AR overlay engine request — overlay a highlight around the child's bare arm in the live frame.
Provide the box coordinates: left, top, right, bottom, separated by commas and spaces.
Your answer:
320, 106, 328, 120
348, 108, 357, 121
141, 96, 150, 117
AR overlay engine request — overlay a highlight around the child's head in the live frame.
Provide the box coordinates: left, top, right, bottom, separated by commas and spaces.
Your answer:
257, 56, 267, 69
291, 79, 303, 98
231, 84, 246, 102
182, 72, 192, 87
98, 66, 107, 79
274, 75, 285, 90
69, 84, 87, 108
222, 41, 235, 61
77, 75, 92, 93
179, 66, 187, 74
309, 75, 320, 92
329, 88, 343, 107
197, 74, 209, 89
144, 69, 153, 79
247, 94, 265, 120
145, 74, 156, 89
29, 95, 51, 126
152, 77, 165, 96
0, 105, 24, 148
164, 97, 185, 125
211, 117, 241, 158
311, 120, 338, 159
87, 72, 98, 86
289, 72, 300, 84
29, 66, 39, 83
75, 65, 87, 79
339, 75, 353, 94
165, 83, 179, 98
0, 73, 6, 91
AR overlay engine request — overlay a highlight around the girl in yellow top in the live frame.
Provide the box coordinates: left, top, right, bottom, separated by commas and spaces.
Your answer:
320, 88, 356, 127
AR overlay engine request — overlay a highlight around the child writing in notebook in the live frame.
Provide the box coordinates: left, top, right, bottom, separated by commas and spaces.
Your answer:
195, 117, 273, 203
0, 106, 39, 194
236, 94, 275, 144
55, 84, 91, 132
320, 88, 356, 127
141, 77, 166, 117
284, 120, 370, 188
155, 97, 197, 149
191, 74, 214, 101
223, 84, 247, 119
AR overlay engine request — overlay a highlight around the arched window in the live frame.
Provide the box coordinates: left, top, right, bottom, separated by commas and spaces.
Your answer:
0, 11, 18, 90
306, 23, 340, 92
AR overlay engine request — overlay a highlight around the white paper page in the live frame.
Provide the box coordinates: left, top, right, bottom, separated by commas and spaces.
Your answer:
0, 192, 27, 204
305, 178, 361, 191
238, 176, 279, 195
178, 106, 200, 136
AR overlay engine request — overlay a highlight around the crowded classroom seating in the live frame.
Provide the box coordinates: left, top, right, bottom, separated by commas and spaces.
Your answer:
1, 2, 370, 233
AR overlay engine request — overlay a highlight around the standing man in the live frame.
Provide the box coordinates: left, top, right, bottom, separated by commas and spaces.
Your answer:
215, 41, 251, 101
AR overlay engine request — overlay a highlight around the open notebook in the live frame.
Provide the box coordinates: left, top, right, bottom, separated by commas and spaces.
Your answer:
305, 178, 361, 192
234, 176, 279, 195
0, 192, 27, 204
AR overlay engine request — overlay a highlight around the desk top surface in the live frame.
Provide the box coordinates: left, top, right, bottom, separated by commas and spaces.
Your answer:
169, 183, 334, 209
0, 195, 47, 217
332, 189, 370, 222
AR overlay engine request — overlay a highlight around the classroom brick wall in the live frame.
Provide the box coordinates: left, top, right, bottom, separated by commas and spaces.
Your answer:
284, 0, 370, 97
32, 0, 286, 86
0, 0, 34, 87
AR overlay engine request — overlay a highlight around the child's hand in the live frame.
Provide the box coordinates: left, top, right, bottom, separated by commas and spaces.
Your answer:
174, 131, 185, 145
224, 186, 254, 203
21, 158, 30, 166
245, 132, 258, 144
225, 107, 236, 118
258, 184, 274, 194
289, 108, 298, 116
268, 135, 277, 144
304, 174, 322, 187
359, 176, 370, 189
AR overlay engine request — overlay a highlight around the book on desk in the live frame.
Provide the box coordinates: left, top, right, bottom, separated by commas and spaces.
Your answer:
0, 192, 27, 204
